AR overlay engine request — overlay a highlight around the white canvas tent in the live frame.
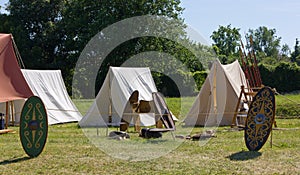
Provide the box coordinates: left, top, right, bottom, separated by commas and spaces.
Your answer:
79, 67, 176, 127
0, 69, 82, 125
184, 60, 248, 126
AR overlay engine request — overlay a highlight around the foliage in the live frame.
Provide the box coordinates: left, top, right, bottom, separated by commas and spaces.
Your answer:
259, 61, 300, 92
211, 25, 288, 66
2, 0, 212, 98
259, 56, 279, 65
210, 24, 240, 63
291, 38, 300, 63
192, 70, 208, 91
281, 43, 291, 57
7, 0, 65, 68
246, 26, 281, 58
2, 0, 217, 98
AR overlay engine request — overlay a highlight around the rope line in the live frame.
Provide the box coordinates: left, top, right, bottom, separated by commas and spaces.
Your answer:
5, 109, 81, 116
11, 36, 26, 69
275, 91, 300, 106
46, 108, 81, 112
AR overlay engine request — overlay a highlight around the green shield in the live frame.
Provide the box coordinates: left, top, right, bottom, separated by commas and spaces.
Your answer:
20, 96, 48, 157
244, 87, 275, 151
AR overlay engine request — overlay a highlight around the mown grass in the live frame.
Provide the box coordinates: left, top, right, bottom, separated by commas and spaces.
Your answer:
275, 93, 300, 117
74, 93, 300, 119
0, 95, 299, 174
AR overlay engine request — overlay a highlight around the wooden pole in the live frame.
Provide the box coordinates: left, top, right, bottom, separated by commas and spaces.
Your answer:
270, 129, 273, 148
5, 101, 9, 129
240, 40, 255, 88
11, 101, 14, 126
232, 86, 245, 127
239, 47, 251, 88
250, 35, 262, 86
248, 52, 259, 87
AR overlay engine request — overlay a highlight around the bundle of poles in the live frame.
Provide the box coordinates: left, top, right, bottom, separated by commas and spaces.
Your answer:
239, 35, 262, 89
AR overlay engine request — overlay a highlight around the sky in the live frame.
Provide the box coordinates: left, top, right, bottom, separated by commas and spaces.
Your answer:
180, 0, 300, 50
1, 0, 299, 50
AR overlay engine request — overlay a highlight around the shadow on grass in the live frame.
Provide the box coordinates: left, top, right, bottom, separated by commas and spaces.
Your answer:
0, 156, 31, 165
227, 151, 262, 161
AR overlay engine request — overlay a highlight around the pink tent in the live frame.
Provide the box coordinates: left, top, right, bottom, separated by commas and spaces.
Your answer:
0, 33, 33, 102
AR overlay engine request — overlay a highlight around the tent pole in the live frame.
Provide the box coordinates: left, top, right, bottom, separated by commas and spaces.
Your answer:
213, 64, 217, 124
232, 86, 244, 127
11, 101, 14, 126
5, 101, 9, 129
106, 72, 112, 136
108, 68, 112, 127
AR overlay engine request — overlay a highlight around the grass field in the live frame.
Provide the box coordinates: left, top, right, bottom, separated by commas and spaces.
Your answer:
0, 95, 299, 174
275, 93, 300, 117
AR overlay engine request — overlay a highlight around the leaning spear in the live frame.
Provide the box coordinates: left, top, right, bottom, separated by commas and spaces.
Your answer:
249, 35, 262, 86
240, 39, 255, 88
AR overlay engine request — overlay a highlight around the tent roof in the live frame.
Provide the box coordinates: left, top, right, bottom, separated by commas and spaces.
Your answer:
21, 69, 82, 125
109, 67, 158, 103
0, 34, 33, 102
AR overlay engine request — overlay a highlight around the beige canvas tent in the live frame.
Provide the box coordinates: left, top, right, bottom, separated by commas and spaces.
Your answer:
79, 67, 177, 128
184, 60, 248, 126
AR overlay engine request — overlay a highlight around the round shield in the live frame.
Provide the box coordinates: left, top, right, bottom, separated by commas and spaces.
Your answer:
20, 96, 48, 157
244, 86, 275, 151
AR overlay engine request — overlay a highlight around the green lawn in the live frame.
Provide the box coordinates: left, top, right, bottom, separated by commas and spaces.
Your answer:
275, 93, 300, 117
0, 96, 299, 174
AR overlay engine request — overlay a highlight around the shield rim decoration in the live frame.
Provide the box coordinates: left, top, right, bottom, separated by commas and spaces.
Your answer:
244, 86, 275, 151
20, 96, 48, 157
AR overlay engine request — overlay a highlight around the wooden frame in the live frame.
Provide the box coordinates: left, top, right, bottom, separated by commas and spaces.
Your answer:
231, 85, 261, 128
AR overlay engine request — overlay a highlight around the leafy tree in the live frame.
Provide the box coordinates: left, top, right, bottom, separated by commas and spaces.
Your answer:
291, 38, 299, 63
210, 24, 240, 63
281, 43, 291, 57
246, 26, 281, 58
7, 0, 65, 69
60, 0, 194, 97
5, 0, 209, 97
260, 62, 300, 92
0, 14, 11, 32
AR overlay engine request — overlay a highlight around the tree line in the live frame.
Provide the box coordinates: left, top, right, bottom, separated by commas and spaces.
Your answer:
211, 24, 299, 64
1, 0, 212, 97
211, 24, 300, 92
1, 1, 299, 97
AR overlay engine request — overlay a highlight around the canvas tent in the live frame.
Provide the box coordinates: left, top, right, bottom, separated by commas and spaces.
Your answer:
0, 69, 83, 125
184, 60, 248, 126
79, 67, 176, 127
22, 69, 82, 124
0, 33, 34, 128
0, 34, 33, 102
0, 34, 82, 125
0, 69, 82, 125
